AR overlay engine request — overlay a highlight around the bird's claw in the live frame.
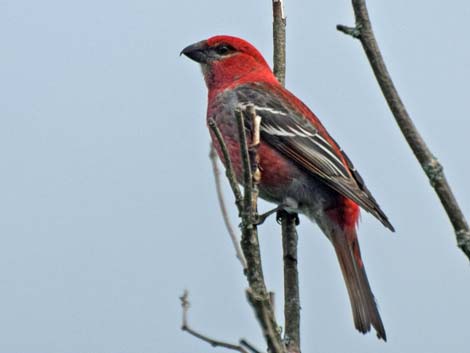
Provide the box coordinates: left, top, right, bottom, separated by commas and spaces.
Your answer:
276, 210, 300, 225
253, 214, 269, 226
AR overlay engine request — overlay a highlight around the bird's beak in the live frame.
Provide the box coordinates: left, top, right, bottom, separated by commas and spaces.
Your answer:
180, 40, 208, 63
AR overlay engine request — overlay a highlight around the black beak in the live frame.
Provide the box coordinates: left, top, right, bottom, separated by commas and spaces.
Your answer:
180, 40, 208, 63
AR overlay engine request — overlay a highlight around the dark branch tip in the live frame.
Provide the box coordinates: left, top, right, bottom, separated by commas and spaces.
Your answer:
337, 24, 361, 39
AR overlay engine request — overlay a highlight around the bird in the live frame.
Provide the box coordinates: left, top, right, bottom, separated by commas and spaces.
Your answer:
181, 35, 394, 340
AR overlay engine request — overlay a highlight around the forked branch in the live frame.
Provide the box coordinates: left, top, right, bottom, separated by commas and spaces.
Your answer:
180, 290, 250, 353
209, 107, 285, 353
337, 0, 470, 260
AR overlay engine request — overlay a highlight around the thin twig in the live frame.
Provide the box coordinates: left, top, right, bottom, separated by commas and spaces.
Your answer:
236, 107, 285, 353
273, 0, 287, 86
235, 108, 254, 224
246, 105, 262, 210
240, 339, 263, 353
273, 3, 302, 351
209, 143, 247, 269
179, 290, 250, 353
209, 107, 283, 352
280, 212, 301, 353
337, 0, 470, 261
209, 119, 244, 214
246, 289, 284, 353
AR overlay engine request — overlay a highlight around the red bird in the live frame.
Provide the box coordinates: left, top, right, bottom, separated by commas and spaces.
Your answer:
182, 35, 394, 340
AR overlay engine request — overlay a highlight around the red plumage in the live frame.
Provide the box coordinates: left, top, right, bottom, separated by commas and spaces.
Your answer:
182, 35, 393, 340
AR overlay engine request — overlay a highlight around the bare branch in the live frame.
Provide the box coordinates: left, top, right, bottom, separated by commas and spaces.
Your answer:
235, 108, 254, 223
209, 143, 247, 269
209, 119, 244, 215
246, 105, 262, 205
337, 0, 470, 260
240, 339, 263, 353
235, 106, 285, 353
246, 289, 284, 353
207, 106, 284, 352
272, 0, 287, 85
279, 212, 301, 353
180, 290, 250, 353
272, 3, 302, 351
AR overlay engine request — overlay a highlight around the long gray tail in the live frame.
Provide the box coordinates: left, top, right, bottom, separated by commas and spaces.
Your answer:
330, 228, 386, 340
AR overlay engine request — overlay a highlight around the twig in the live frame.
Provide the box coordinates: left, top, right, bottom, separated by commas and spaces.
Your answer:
236, 107, 285, 353
246, 289, 284, 353
246, 105, 262, 209
209, 119, 244, 214
209, 143, 247, 269
209, 109, 284, 352
235, 108, 254, 223
280, 212, 301, 353
240, 339, 263, 353
273, 3, 302, 351
273, 0, 287, 86
180, 290, 249, 353
337, 0, 470, 261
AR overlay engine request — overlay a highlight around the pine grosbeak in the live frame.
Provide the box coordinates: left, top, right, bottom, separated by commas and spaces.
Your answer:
182, 35, 394, 340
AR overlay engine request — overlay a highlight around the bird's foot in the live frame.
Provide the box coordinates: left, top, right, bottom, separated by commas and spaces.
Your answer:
276, 210, 300, 225
254, 205, 285, 225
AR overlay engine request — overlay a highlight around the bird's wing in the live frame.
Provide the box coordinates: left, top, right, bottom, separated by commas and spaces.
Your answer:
234, 83, 394, 231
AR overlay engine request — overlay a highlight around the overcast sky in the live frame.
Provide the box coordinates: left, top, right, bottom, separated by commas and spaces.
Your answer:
1, 1, 469, 352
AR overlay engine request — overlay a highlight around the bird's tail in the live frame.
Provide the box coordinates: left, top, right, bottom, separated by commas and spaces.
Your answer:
330, 226, 386, 340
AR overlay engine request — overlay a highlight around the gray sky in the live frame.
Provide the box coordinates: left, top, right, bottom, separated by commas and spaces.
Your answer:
1, 1, 469, 352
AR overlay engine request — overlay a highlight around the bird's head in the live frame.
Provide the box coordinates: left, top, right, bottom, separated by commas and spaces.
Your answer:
181, 35, 277, 90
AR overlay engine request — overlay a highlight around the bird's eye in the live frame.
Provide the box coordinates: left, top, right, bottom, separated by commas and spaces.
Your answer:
215, 44, 232, 55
